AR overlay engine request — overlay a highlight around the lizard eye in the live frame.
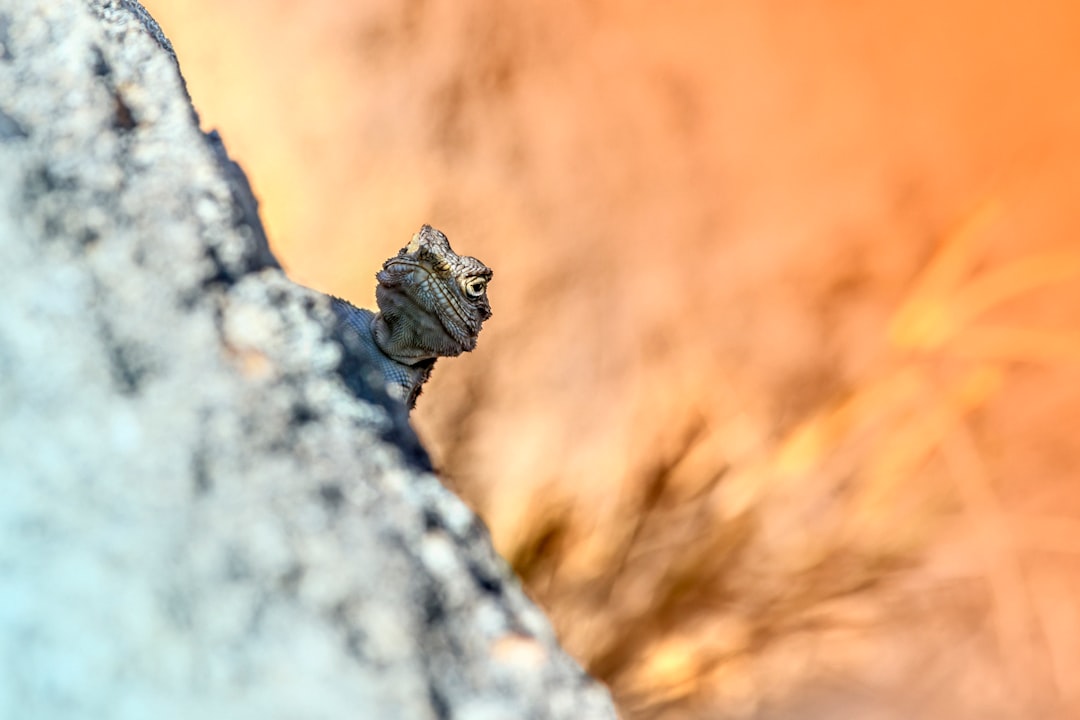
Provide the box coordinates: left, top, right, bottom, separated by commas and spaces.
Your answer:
463, 277, 487, 298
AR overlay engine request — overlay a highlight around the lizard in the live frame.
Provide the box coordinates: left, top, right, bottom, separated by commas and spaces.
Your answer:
330, 224, 493, 410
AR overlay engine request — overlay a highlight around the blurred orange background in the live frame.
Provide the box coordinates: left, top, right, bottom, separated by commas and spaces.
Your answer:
143, 1, 1080, 717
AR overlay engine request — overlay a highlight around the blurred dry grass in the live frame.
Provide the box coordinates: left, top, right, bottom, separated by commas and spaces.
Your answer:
143, 0, 1080, 717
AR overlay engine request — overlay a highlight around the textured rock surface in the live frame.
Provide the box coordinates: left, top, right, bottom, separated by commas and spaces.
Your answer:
0, 2, 616, 719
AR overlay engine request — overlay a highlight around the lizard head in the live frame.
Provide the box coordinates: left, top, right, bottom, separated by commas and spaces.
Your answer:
374, 224, 493, 362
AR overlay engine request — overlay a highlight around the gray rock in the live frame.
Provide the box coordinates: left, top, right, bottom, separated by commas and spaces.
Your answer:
0, 2, 617, 719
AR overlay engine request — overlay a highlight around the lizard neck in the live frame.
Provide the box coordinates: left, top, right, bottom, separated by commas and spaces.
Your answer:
371, 312, 440, 366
